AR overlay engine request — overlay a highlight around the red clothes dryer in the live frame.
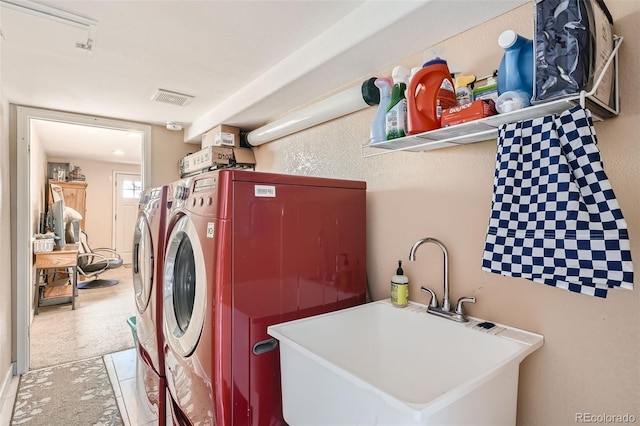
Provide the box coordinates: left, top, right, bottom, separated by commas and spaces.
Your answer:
163, 170, 367, 426
133, 185, 168, 425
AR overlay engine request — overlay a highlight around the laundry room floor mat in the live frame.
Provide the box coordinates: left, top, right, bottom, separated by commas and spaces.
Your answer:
11, 356, 123, 426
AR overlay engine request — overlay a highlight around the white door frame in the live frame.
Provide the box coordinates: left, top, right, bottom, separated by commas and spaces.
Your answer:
15, 106, 151, 374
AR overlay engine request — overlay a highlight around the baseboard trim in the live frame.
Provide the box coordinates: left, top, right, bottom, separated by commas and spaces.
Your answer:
0, 362, 17, 423
0, 362, 15, 401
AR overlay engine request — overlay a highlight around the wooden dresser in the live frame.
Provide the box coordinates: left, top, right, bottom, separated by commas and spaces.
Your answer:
49, 180, 88, 229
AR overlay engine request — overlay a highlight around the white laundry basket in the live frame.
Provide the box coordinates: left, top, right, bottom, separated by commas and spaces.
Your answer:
33, 238, 55, 253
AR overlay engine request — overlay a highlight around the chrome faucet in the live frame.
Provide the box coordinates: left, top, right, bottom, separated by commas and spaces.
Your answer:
409, 237, 476, 322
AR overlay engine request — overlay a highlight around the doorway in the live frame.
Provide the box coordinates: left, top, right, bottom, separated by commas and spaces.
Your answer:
15, 106, 151, 374
114, 172, 142, 264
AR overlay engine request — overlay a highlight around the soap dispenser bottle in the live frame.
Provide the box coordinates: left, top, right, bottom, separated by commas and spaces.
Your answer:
391, 260, 409, 308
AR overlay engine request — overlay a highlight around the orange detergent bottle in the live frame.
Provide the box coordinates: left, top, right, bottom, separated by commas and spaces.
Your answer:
407, 58, 457, 134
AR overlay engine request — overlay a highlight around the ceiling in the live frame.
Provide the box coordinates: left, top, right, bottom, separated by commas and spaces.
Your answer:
1, 0, 526, 162
31, 119, 142, 164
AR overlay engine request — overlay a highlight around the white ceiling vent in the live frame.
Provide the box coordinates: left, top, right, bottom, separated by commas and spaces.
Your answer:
151, 89, 194, 107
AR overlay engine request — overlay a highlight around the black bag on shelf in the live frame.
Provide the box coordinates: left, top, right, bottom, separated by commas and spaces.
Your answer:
533, 0, 615, 110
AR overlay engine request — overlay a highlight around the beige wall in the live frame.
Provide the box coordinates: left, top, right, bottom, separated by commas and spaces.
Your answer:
0, 92, 14, 396
27, 123, 48, 316
150, 126, 194, 187
30, 130, 47, 236
254, 3, 639, 424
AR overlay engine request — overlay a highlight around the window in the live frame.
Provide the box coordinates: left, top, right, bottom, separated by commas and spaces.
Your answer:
122, 179, 142, 199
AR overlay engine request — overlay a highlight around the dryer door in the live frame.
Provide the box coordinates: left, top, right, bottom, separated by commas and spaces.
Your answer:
133, 215, 153, 312
163, 215, 207, 357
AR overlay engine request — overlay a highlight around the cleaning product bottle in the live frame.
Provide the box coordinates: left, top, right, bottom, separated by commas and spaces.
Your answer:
385, 66, 410, 140
409, 66, 422, 83
370, 77, 392, 144
406, 58, 457, 135
455, 74, 476, 105
497, 30, 534, 99
473, 72, 499, 102
391, 260, 409, 308
405, 67, 421, 103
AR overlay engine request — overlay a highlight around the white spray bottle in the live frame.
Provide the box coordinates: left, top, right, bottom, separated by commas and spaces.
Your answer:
370, 77, 392, 144
385, 66, 410, 140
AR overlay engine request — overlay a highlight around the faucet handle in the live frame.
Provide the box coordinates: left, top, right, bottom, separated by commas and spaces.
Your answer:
420, 286, 438, 308
455, 296, 476, 315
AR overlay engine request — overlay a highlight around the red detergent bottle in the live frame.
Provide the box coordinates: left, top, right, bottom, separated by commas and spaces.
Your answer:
407, 58, 457, 134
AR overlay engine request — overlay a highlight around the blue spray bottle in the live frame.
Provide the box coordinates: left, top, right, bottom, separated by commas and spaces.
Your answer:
370, 77, 392, 144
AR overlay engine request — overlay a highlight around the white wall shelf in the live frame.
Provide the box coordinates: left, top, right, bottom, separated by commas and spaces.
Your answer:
362, 36, 622, 158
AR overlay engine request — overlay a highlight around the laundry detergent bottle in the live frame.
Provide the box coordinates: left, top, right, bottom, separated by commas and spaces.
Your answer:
407, 58, 457, 134
497, 30, 534, 99
385, 66, 410, 140
370, 77, 392, 144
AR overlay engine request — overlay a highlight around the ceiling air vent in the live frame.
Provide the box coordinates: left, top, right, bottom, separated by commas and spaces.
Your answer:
151, 89, 194, 107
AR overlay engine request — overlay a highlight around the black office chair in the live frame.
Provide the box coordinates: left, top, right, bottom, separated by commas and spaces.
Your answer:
67, 220, 123, 288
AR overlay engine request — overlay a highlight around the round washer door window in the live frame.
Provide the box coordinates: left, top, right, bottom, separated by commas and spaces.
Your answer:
163, 215, 207, 357
133, 215, 153, 312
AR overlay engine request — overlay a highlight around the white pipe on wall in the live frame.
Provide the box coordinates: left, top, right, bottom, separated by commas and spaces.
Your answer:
247, 82, 376, 147
0, 0, 97, 29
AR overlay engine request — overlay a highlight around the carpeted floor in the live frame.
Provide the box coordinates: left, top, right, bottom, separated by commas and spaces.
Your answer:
30, 266, 136, 370
11, 356, 123, 425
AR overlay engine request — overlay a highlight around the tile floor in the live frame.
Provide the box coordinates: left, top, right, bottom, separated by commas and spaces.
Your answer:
104, 347, 171, 426
104, 348, 138, 426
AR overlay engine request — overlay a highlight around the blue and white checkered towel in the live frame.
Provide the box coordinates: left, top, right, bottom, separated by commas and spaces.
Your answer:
482, 105, 633, 298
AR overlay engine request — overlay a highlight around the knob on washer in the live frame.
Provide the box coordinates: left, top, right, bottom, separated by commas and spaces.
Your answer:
174, 186, 189, 200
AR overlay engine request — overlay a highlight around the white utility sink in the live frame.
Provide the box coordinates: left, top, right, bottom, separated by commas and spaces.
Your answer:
267, 299, 543, 426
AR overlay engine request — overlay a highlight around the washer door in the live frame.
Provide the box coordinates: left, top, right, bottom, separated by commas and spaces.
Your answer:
133, 215, 153, 312
163, 215, 207, 357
